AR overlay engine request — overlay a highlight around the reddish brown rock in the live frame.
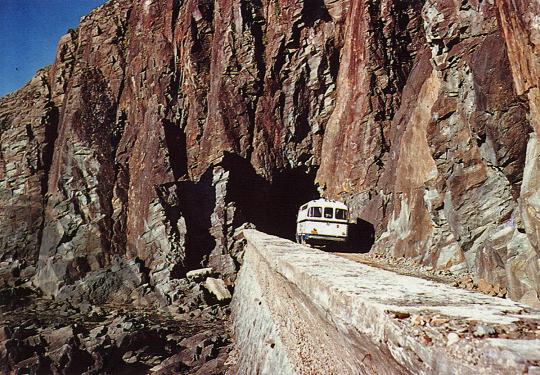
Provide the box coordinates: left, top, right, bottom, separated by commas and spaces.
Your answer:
497, 3, 540, 267
25, 0, 339, 301
316, 0, 424, 218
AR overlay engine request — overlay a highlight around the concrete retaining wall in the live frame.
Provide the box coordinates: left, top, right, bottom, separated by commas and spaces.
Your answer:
230, 230, 540, 374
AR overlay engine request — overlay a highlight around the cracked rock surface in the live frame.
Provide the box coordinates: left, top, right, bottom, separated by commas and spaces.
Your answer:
0, 271, 233, 375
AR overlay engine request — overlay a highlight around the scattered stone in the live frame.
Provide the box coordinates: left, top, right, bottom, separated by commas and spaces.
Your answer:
519, 290, 540, 309
447, 332, 460, 346
187, 268, 214, 282
411, 314, 425, 326
457, 276, 474, 289
392, 311, 410, 319
148, 353, 185, 374
123, 350, 138, 363
203, 278, 232, 303
0, 279, 233, 375
474, 325, 496, 337
478, 279, 494, 295
419, 335, 432, 346
43, 326, 73, 349
19, 266, 36, 281
430, 315, 450, 326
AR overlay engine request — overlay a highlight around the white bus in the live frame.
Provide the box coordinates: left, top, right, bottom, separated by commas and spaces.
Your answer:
296, 198, 349, 245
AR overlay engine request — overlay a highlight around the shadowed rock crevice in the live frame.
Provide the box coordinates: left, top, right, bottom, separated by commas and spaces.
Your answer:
111, 161, 130, 256
367, 0, 426, 164
162, 118, 189, 180
175, 168, 218, 275
40, 101, 60, 197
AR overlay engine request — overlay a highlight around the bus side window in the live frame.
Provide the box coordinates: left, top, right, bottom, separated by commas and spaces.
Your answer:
309, 207, 322, 218
324, 207, 333, 218
335, 209, 348, 220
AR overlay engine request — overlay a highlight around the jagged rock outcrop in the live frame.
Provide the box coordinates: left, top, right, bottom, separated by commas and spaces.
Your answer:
1, 0, 338, 303
1, 0, 540, 306
0, 68, 56, 264
367, 0, 537, 303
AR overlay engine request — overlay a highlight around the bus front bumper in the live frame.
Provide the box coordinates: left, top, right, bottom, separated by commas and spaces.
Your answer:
303, 234, 347, 242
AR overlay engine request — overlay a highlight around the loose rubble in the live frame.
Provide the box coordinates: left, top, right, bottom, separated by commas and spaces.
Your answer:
0, 269, 234, 375
337, 252, 464, 284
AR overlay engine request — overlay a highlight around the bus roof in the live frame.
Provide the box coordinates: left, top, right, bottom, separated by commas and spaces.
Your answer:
302, 198, 348, 210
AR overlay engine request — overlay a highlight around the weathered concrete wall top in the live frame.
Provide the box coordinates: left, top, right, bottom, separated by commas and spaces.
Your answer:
231, 229, 540, 374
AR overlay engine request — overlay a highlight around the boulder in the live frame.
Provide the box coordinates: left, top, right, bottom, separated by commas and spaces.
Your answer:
186, 268, 213, 282
203, 278, 232, 303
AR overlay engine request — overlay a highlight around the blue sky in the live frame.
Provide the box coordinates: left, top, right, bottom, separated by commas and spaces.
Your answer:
0, 0, 107, 98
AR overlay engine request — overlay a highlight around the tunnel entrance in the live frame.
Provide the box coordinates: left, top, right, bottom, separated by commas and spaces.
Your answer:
223, 154, 319, 242
344, 218, 375, 253
168, 153, 376, 278
262, 168, 320, 241
223, 153, 376, 249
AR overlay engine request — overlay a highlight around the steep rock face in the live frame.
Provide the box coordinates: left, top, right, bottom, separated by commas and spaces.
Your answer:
496, 1, 540, 256
1, 0, 540, 304
495, 1, 540, 300
316, 0, 424, 222
19, 0, 339, 301
367, 0, 536, 301
37, 1, 131, 297
314, 0, 539, 302
0, 69, 56, 263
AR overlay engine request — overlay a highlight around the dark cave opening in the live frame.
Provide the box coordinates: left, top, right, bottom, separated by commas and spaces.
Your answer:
222, 153, 319, 242
262, 168, 320, 241
343, 218, 376, 253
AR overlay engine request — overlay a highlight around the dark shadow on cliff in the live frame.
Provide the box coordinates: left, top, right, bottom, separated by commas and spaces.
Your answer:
221, 153, 270, 230
162, 118, 188, 180
173, 168, 217, 276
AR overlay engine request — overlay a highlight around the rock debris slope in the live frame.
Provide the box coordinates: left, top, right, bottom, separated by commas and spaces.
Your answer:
0, 0, 539, 317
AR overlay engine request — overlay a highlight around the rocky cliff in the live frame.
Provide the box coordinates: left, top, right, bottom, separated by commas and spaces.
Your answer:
0, 0, 539, 306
